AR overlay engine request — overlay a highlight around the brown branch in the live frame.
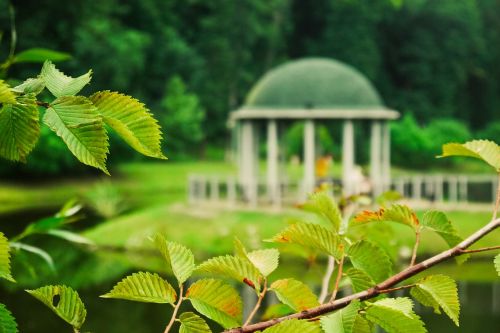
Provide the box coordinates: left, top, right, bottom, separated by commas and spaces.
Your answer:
458, 245, 500, 254
164, 284, 184, 333
378, 284, 415, 294
328, 254, 344, 302
224, 217, 500, 333
493, 173, 500, 220
318, 256, 335, 303
36, 101, 50, 108
243, 279, 268, 326
410, 229, 421, 266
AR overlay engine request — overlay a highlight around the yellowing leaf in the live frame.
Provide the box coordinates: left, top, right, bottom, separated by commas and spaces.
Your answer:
40, 61, 91, 97
179, 312, 212, 333
0, 233, 14, 282
0, 303, 18, 333
320, 300, 361, 333
261, 319, 322, 333
0, 94, 40, 162
301, 191, 342, 232
90, 91, 165, 159
153, 235, 195, 284
101, 272, 177, 304
270, 278, 319, 311
352, 205, 419, 231
439, 140, 500, 171
26, 285, 86, 329
268, 222, 343, 259
365, 298, 427, 333
348, 240, 392, 283
0, 80, 16, 105
43, 96, 109, 174
410, 275, 460, 326
196, 255, 261, 291
186, 279, 242, 329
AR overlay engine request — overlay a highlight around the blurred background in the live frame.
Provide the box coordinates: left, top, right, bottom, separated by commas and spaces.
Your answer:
0, 0, 499, 332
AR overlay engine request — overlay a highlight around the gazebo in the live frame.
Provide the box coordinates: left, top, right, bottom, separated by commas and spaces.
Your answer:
230, 58, 399, 206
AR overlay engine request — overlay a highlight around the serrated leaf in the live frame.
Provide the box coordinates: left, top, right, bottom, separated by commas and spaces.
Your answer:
186, 279, 242, 329
261, 304, 294, 320
348, 240, 392, 283
495, 254, 500, 276
410, 275, 460, 326
40, 61, 91, 97
421, 211, 467, 264
153, 235, 195, 285
0, 94, 40, 162
301, 191, 342, 232
261, 319, 322, 333
365, 298, 426, 333
196, 255, 261, 291
270, 278, 319, 311
0, 81, 16, 105
0, 303, 18, 333
353, 205, 419, 231
439, 140, 500, 171
11, 77, 45, 95
320, 300, 360, 333
0, 233, 14, 282
352, 315, 372, 333
179, 312, 212, 333
9, 242, 55, 272
247, 249, 279, 277
90, 91, 165, 159
13, 48, 71, 63
26, 285, 86, 329
101, 272, 176, 304
345, 268, 375, 293
43, 96, 109, 174
268, 222, 343, 259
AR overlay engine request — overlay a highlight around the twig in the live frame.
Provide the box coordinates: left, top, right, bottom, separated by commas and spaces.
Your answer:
458, 245, 500, 254
410, 229, 421, 266
318, 256, 335, 303
36, 101, 50, 108
164, 284, 184, 333
244, 279, 268, 326
328, 254, 344, 302
224, 217, 500, 333
493, 173, 500, 220
378, 284, 415, 294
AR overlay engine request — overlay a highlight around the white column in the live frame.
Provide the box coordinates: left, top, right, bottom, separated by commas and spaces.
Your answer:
342, 120, 355, 195
267, 120, 279, 205
370, 121, 383, 197
382, 121, 391, 191
412, 176, 422, 201
449, 176, 458, 203
303, 120, 316, 194
239, 120, 257, 205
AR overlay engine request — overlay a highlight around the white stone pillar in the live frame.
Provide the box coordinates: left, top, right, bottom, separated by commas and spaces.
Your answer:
382, 121, 391, 191
342, 120, 355, 195
303, 120, 316, 194
449, 176, 458, 203
240, 120, 257, 205
412, 176, 422, 201
267, 120, 279, 205
370, 121, 383, 197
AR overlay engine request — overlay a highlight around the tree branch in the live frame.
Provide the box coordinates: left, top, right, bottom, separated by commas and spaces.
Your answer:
458, 245, 500, 254
410, 229, 421, 266
493, 172, 500, 220
243, 279, 268, 326
36, 101, 50, 108
164, 284, 184, 333
318, 256, 335, 303
224, 217, 500, 333
328, 253, 344, 302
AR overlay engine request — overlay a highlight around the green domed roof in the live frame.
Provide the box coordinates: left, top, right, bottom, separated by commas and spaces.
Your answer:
245, 58, 383, 109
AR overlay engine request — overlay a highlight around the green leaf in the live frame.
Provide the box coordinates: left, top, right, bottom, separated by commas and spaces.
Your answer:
26, 285, 86, 329
179, 312, 212, 333
186, 278, 242, 329
0, 94, 40, 162
348, 240, 392, 282
90, 91, 165, 159
353, 205, 419, 231
320, 300, 361, 333
352, 315, 372, 333
153, 235, 195, 284
9, 242, 55, 271
261, 304, 294, 320
0, 80, 16, 105
0, 303, 18, 333
410, 275, 460, 326
268, 222, 343, 259
13, 48, 71, 63
11, 77, 45, 95
345, 268, 375, 293
421, 211, 467, 264
365, 298, 426, 333
40, 61, 91, 97
233, 238, 279, 277
270, 278, 319, 311
196, 255, 261, 291
43, 96, 109, 174
101, 272, 176, 304
46, 230, 94, 245
0, 233, 14, 282
495, 254, 500, 276
261, 319, 322, 333
439, 140, 500, 171
301, 191, 342, 232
